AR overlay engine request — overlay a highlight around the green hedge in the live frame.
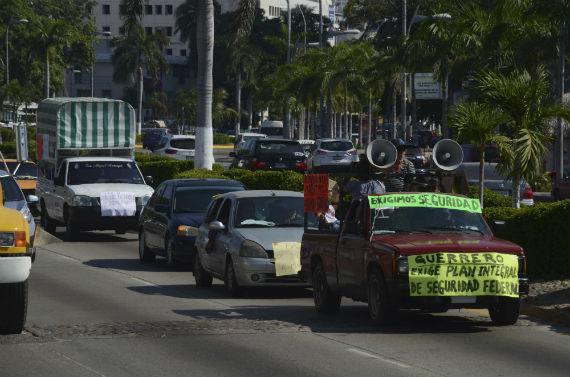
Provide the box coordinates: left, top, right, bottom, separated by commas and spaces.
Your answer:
467, 185, 512, 208
213, 134, 234, 144
136, 153, 224, 187
483, 200, 570, 279
1, 128, 15, 142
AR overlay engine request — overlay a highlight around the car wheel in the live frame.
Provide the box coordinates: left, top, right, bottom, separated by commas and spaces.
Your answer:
224, 258, 241, 297
367, 267, 394, 325
64, 209, 79, 241
194, 250, 213, 288
138, 230, 155, 263
165, 236, 178, 269
312, 262, 341, 314
0, 281, 28, 335
489, 297, 520, 326
40, 203, 56, 234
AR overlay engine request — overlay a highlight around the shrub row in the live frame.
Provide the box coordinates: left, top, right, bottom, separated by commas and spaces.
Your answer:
213, 134, 234, 145
466, 185, 512, 207
483, 200, 570, 279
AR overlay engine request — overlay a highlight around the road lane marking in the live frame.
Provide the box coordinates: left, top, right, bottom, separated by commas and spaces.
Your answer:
346, 348, 410, 368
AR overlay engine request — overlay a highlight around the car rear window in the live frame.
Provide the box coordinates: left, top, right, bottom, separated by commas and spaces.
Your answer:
320, 141, 354, 151
256, 141, 303, 154
170, 139, 196, 150
173, 185, 245, 213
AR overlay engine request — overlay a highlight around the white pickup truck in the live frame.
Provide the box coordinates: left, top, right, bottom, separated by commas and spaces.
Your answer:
35, 98, 154, 240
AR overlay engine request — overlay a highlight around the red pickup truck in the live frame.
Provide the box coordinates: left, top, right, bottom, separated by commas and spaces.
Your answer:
300, 192, 529, 326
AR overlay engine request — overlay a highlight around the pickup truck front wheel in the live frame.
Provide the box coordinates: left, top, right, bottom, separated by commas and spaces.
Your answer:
367, 268, 393, 325
0, 281, 28, 335
489, 297, 520, 325
312, 263, 341, 314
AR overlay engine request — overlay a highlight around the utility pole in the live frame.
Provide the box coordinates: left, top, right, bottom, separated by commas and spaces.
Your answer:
555, 18, 567, 198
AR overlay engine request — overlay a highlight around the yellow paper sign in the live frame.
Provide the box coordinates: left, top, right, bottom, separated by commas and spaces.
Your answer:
273, 242, 301, 277
408, 252, 519, 298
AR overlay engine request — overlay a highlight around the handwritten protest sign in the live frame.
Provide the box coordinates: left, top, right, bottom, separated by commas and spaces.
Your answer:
408, 252, 519, 297
369, 193, 481, 213
304, 174, 329, 213
273, 242, 302, 276
100, 191, 136, 217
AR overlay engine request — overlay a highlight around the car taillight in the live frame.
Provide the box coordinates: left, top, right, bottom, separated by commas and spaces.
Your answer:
348, 149, 358, 155
165, 148, 177, 154
295, 162, 307, 170
251, 160, 266, 168
523, 187, 533, 199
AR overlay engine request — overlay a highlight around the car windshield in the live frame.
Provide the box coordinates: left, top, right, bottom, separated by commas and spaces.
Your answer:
260, 127, 283, 136
370, 206, 490, 235
256, 141, 303, 154
5, 162, 38, 179
0, 176, 25, 201
173, 185, 245, 213
170, 139, 195, 150
67, 161, 145, 185
320, 141, 353, 151
234, 196, 304, 227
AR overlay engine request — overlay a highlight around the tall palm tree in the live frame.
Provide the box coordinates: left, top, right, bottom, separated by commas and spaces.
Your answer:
449, 102, 509, 206
111, 25, 169, 135
120, 0, 144, 37
475, 67, 570, 208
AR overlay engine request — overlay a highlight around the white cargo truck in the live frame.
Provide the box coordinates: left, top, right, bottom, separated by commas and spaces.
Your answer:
35, 98, 154, 240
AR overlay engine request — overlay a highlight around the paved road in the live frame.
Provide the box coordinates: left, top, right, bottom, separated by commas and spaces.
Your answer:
1, 230, 568, 377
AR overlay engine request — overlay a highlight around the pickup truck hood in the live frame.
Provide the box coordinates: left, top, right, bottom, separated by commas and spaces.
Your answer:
236, 227, 304, 250
372, 233, 523, 256
68, 183, 154, 197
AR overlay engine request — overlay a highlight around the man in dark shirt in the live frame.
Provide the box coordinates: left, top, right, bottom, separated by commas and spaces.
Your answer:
384, 139, 416, 192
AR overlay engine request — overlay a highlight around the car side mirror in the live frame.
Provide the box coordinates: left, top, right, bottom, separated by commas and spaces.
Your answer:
154, 204, 169, 213
144, 175, 154, 185
27, 195, 39, 204
490, 219, 506, 234
209, 221, 226, 231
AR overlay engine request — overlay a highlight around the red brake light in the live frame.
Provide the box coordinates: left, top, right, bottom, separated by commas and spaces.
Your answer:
523, 187, 533, 199
165, 148, 177, 154
251, 160, 266, 168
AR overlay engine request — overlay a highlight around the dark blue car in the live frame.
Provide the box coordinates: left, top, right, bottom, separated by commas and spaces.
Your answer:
142, 128, 168, 151
138, 179, 246, 268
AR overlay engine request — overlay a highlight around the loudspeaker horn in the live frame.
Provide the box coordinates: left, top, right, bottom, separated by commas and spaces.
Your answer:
432, 139, 464, 171
365, 139, 398, 169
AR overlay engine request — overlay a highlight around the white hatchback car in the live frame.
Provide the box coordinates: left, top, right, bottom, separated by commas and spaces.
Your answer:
153, 134, 196, 160
307, 138, 359, 172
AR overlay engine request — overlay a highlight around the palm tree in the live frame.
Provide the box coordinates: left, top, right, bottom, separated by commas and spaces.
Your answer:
449, 102, 509, 206
120, 0, 144, 37
111, 25, 169, 135
475, 67, 570, 208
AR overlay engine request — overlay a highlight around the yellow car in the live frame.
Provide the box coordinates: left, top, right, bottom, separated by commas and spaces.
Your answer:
0, 187, 32, 335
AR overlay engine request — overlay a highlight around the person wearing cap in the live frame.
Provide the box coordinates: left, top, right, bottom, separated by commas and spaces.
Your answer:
343, 159, 386, 199
384, 138, 415, 192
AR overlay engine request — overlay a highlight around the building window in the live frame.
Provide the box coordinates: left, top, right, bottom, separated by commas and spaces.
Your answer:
102, 90, 112, 98
166, 27, 172, 36
145, 5, 152, 15
145, 27, 153, 36
180, 49, 187, 56
102, 4, 110, 14
102, 26, 111, 33
166, 5, 173, 15
155, 5, 162, 15
166, 48, 172, 56
119, 26, 125, 35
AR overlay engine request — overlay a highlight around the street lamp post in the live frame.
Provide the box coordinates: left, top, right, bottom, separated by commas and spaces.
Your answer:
5, 19, 29, 86
91, 31, 111, 98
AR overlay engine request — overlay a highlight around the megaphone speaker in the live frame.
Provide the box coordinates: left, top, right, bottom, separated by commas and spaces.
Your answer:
432, 139, 464, 171
365, 139, 398, 169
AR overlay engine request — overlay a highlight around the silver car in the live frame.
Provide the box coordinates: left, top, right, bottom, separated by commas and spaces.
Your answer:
193, 190, 307, 296
307, 138, 359, 173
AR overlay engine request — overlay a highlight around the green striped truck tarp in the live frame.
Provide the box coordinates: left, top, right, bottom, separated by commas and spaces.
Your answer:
36, 98, 135, 167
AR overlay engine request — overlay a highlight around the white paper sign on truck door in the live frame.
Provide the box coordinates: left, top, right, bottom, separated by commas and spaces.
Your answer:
100, 192, 136, 217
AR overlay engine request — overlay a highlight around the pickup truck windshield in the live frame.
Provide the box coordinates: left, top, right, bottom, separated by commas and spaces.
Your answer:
67, 161, 144, 185
235, 197, 304, 227
371, 206, 491, 235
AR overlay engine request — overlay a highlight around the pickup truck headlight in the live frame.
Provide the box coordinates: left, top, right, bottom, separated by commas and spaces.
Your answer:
178, 225, 199, 237
397, 258, 409, 275
72, 195, 94, 206
0, 232, 15, 247
239, 240, 268, 258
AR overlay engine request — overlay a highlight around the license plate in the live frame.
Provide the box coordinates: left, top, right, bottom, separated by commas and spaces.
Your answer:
274, 163, 286, 168
451, 296, 476, 304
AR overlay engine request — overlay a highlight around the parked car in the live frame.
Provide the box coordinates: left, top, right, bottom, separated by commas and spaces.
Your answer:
233, 133, 267, 154
153, 134, 196, 160
193, 190, 307, 295
138, 178, 246, 268
404, 146, 427, 171
142, 128, 169, 151
230, 138, 307, 173
0, 170, 37, 254
306, 138, 359, 173
459, 162, 534, 206
550, 170, 570, 200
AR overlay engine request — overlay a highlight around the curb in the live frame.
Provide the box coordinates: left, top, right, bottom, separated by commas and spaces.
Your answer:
33, 226, 61, 247
520, 304, 570, 327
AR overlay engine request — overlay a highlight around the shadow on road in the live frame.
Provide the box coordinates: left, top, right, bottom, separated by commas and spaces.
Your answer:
84, 258, 192, 272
